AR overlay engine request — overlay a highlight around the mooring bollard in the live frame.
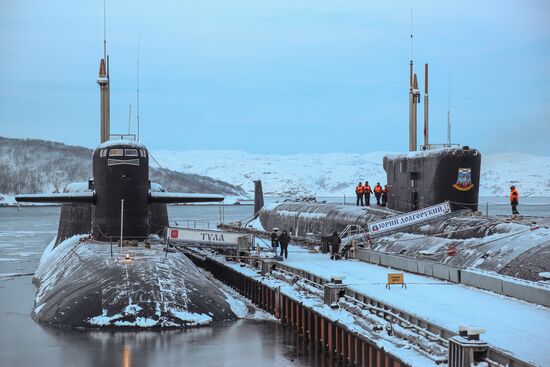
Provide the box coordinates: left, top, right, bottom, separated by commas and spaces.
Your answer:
324, 276, 346, 307
448, 326, 487, 367
261, 259, 276, 275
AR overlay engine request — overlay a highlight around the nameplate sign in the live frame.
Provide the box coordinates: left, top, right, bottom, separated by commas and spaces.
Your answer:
168, 227, 251, 246
368, 201, 452, 235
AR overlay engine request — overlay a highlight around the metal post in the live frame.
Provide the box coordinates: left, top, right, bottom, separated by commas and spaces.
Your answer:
423, 63, 429, 148
120, 199, 124, 252
110, 237, 113, 258
486, 202, 489, 217
91, 205, 96, 238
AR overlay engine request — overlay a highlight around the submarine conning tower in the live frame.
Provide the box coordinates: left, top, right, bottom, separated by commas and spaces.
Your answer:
383, 146, 481, 212
92, 140, 150, 241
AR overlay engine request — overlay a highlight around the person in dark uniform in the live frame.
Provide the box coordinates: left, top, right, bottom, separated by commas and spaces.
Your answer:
363, 181, 372, 206
270, 229, 279, 252
329, 231, 342, 260
278, 230, 290, 259
355, 182, 364, 206
510, 186, 519, 215
381, 185, 388, 207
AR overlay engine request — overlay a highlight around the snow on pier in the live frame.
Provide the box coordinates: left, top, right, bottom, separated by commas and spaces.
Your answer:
281, 245, 550, 367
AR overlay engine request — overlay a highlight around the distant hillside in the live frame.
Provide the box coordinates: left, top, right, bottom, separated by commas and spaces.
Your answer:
2, 137, 548, 203
0, 137, 246, 200
153, 149, 550, 198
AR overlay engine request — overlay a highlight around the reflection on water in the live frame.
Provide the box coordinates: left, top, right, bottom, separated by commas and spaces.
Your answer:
34, 320, 343, 367
0, 206, 341, 367
122, 345, 131, 367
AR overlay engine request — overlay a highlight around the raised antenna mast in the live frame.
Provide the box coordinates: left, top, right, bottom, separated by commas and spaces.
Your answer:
98, 0, 110, 143
447, 71, 452, 146
136, 33, 141, 142
410, 8, 413, 66
423, 63, 429, 148
408, 8, 419, 151
128, 104, 132, 135
103, 0, 107, 62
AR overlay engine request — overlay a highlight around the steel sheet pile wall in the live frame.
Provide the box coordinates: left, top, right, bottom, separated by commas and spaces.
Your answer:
187, 254, 408, 367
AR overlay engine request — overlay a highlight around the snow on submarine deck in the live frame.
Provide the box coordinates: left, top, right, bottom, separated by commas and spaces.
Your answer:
280, 245, 550, 367
32, 235, 239, 328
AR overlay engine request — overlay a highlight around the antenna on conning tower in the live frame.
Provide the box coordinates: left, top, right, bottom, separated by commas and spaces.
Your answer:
98, 0, 110, 143
103, 0, 107, 61
447, 71, 452, 146
136, 33, 141, 142
410, 8, 414, 68
128, 104, 132, 134
408, 8, 419, 152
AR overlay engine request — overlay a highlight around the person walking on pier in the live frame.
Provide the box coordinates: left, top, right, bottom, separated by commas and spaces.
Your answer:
381, 185, 388, 207
374, 183, 383, 206
270, 229, 279, 253
510, 186, 519, 215
355, 182, 364, 206
363, 181, 372, 206
329, 231, 342, 260
278, 230, 290, 259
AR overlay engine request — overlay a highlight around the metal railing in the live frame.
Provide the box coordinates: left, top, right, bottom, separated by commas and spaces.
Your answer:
171, 219, 215, 229
274, 261, 535, 367
109, 133, 137, 141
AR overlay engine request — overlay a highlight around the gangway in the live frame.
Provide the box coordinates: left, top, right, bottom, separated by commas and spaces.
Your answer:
335, 224, 369, 259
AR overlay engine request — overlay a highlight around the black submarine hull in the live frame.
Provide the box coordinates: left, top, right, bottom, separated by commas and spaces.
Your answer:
258, 203, 550, 281
33, 237, 237, 328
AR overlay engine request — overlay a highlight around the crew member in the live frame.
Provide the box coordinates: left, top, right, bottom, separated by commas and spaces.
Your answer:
270, 229, 279, 252
510, 186, 519, 215
381, 185, 388, 207
329, 231, 342, 260
363, 181, 372, 206
374, 183, 383, 206
278, 230, 290, 259
355, 182, 364, 206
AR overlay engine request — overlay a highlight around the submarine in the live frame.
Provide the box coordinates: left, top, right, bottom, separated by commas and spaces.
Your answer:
254, 62, 549, 283
16, 50, 238, 328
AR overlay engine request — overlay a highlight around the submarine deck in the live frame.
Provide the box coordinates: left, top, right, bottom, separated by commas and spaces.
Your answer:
280, 244, 550, 367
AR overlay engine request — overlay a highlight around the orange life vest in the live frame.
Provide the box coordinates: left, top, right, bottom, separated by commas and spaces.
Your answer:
374, 185, 382, 194
355, 185, 364, 194
364, 185, 371, 194
510, 189, 519, 203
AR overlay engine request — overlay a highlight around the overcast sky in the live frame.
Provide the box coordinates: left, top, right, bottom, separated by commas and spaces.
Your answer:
0, 1, 549, 155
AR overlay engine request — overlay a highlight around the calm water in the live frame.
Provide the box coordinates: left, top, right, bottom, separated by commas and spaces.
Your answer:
0, 206, 341, 367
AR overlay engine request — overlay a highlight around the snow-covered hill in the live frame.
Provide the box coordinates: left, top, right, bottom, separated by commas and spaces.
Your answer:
0, 137, 245, 205
153, 150, 550, 198
1, 135, 547, 203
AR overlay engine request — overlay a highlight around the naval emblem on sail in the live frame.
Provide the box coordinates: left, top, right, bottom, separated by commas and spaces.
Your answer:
453, 168, 474, 191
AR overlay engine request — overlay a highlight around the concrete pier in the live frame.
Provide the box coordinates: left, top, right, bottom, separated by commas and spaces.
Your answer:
180, 244, 544, 366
